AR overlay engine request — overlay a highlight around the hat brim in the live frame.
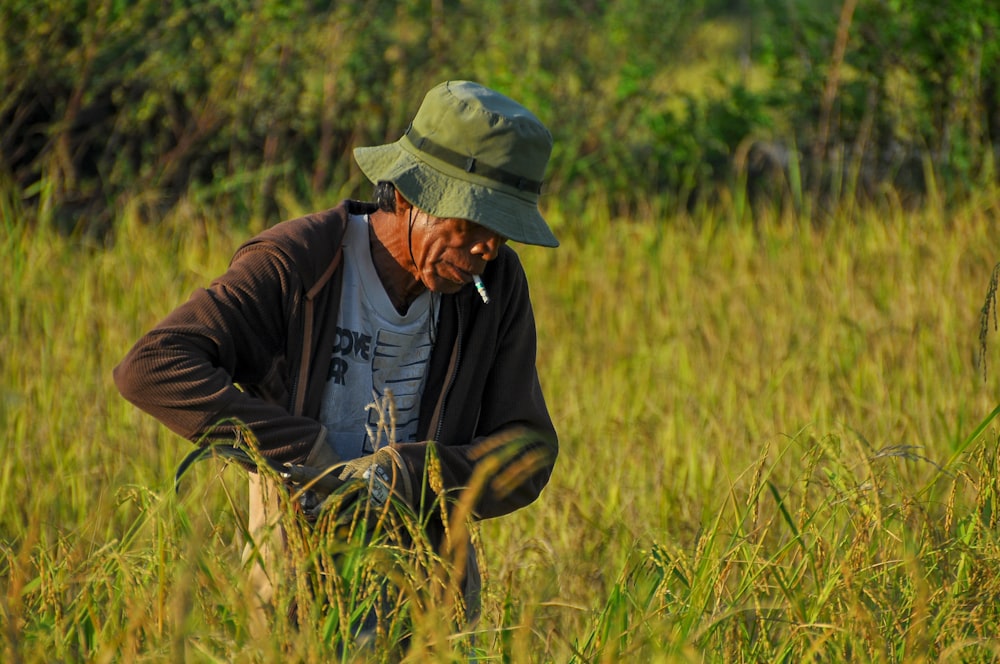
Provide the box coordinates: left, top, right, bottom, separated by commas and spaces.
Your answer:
354, 143, 559, 248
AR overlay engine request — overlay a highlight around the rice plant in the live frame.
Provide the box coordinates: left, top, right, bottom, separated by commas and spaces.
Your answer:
3, 181, 999, 661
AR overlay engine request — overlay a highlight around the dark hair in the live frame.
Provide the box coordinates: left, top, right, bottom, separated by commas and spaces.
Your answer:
373, 181, 397, 212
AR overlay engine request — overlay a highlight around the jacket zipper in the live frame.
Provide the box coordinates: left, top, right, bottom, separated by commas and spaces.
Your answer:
291, 245, 343, 417
291, 298, 314, 416
434, 301, 463, 442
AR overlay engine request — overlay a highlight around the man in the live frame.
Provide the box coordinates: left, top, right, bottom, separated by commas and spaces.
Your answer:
113, 80, 559, 639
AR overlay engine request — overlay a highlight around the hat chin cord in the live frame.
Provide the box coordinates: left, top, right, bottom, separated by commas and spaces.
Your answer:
407, 205, 419, 278
406, 205, 438, 341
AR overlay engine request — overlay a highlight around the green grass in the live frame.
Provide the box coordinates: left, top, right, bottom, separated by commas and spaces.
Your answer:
3, 186, 1000, 662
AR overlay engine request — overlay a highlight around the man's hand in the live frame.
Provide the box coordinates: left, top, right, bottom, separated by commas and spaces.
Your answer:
313, 448, 415, 552
335, 446, 413, 507
294, 426, 344, 497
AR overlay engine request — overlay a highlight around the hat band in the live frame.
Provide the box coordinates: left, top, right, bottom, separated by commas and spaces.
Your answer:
402, 126, 543, 194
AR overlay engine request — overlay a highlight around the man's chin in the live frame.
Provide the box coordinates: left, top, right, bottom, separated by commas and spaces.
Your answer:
427, 278, 465, 295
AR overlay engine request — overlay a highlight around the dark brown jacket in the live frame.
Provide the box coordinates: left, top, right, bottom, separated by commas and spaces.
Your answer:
114, 200, 557, 519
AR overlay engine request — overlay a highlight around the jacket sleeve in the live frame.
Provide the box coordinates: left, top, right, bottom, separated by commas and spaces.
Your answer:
113, 244, 322, 464
397, 256, 558, 520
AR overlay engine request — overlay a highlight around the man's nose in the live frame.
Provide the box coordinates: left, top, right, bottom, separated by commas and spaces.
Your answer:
471, 231, 507, 262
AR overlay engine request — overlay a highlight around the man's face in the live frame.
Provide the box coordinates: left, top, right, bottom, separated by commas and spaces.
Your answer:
409, 210, 508, 294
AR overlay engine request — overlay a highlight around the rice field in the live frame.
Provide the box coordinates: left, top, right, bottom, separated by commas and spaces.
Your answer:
3, 187, 1000, 661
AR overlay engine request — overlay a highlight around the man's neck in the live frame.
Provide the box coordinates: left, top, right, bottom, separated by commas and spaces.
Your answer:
367, 210, 426, 314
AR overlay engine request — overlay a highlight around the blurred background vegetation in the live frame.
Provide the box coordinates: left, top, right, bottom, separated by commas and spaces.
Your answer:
2, 0, 999, 234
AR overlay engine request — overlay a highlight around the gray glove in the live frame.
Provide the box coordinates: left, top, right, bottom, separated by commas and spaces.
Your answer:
334, 446, 413, 507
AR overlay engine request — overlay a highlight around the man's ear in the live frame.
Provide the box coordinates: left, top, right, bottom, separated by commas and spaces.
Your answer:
394, 187, 413, 214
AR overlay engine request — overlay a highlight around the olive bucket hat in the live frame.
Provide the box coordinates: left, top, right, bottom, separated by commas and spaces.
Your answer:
353, 80, 558, 247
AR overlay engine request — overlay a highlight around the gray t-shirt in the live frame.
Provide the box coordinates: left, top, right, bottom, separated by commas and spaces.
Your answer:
318, 214, 439, 460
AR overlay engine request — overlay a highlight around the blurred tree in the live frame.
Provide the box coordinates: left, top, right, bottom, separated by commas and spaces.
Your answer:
1, 0, 996, 230
749, 0, 1000, 207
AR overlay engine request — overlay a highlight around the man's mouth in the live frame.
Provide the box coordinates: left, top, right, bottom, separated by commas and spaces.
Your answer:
446, 262, 473, 284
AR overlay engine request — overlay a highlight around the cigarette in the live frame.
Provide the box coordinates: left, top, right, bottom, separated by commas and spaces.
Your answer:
473, 274, 490, 304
